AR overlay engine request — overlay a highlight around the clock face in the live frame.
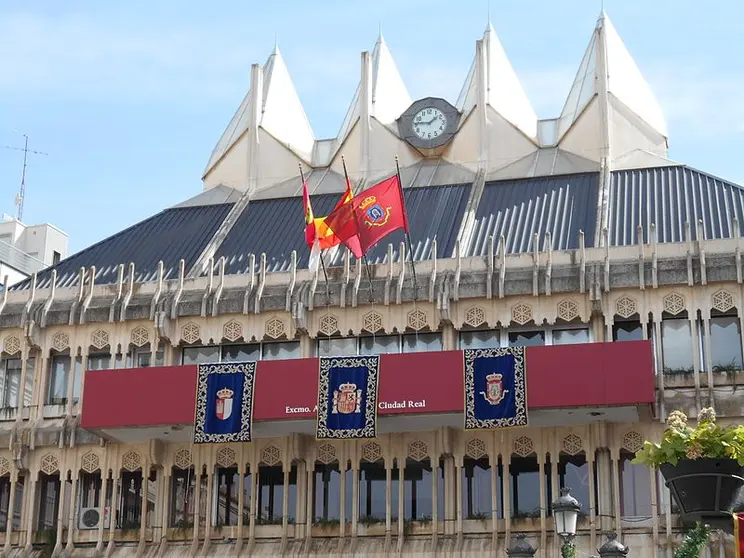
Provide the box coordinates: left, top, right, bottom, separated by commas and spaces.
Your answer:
412, 107, 447, 141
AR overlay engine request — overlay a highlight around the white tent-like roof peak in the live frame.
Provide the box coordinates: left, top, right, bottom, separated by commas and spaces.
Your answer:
557, 11, 667, 141
456, 22, 538, 139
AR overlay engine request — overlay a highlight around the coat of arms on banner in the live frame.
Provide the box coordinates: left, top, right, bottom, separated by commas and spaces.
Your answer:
463, 347, 528, 430
317, 355, 379, 439
194, 361, 256, 444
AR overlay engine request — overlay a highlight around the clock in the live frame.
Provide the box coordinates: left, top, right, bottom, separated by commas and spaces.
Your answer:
398, 97, 460, 151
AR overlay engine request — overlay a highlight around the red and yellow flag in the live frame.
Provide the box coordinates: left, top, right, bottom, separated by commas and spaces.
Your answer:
303, 179, 354, 250
735, 514, 744, 558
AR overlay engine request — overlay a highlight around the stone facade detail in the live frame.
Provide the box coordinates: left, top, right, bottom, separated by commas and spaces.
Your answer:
362, 311, 383, 333
319, 314, 339, 336
361, 442, 382, 463
317, 443, 337, 465
91, 329, 109, 350
408, 440, 428, 462
663, 292, 685, 315
464, 306, 486, 328
615, 295, 637, 319
81, 452, 100, 473
261, 445, 281, 466
562, 434, 583, 455
181, 322, 201, 345
557, 299, 579, 322
265, 317, 285, 340
174, 448, 192, 470
223, 320, 243, 342
52, 332, 69, 352
513, 436, 534, 457
0, 457, 10, 477
622, 431, 644, 453
122, 451, 141, 472
216, 447, 237, 468
131, 326, 149, 347
3, 335, 20, 356
465, 438, 487, 460
712, 290, 735, 313
40, 454, 59, 475
407, 309, 427, 331
511, 303, 533, 326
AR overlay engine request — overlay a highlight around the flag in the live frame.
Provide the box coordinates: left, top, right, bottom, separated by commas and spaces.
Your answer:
303, 179, 354, 269
323, 175, 408, 259
302, 181, 316, 247
736, 514, 744, 558
194, 362, 256, 443
314, 178, 353, 250
463, 347, 528, 430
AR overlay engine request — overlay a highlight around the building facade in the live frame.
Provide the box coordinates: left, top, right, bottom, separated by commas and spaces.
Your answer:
0, 216, 68, 288
0, 11, 739, 558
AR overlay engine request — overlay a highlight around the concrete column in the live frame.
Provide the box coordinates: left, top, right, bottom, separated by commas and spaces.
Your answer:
454, 458, 462, 535
431, 458, 439, 533
52, 473, 67, 557
3, 473, 17, 554
248, 467, 257, 540
503, 459, 511, 544
610, 450, 622, 537
65, 473, 79, 552
106, 474, 119, 553
138, 462, 149, 548
384, 464, 392, 534
23, 476, 37, 553
281, 467, 290, 534
95, 472, 108, 554
397, 460, 404, 537
304, 467, 313, 538
236, 468, 245, 540
351, 463, 359, 536
201, 464, 213, 555
190, 466, 201, 551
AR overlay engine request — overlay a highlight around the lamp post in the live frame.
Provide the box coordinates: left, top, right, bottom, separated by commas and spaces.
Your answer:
506, 534, 536, 558
597, 532, 629, 558
552, 487, 581, 558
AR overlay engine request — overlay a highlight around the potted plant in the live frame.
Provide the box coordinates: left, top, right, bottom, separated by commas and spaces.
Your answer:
633, 408, 744, 531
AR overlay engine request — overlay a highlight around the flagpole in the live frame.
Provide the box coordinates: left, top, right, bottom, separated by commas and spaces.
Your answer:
300, 164, 330, 305
342, 157, 375, 304
395, 156, 418, 301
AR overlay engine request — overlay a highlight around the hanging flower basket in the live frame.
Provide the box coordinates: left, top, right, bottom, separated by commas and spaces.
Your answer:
634, 408, 744, 532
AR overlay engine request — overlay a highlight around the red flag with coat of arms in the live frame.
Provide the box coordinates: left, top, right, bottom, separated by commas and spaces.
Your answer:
323, 175, 409, 259
735, 514, 744, 558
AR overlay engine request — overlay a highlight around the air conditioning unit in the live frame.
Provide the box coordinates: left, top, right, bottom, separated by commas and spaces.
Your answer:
78, 507, 110, 530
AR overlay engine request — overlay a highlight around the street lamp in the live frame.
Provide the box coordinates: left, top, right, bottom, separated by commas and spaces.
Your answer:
552, 487, 581, 558
506, 534, 536, 558
597, 532, 629, 558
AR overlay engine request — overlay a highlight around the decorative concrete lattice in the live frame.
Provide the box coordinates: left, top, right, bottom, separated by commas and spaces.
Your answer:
40, 454, 59, 475
465, 307, 486, 328
408, 440, 428, 462
91, 329, 110, 350
615, 296, 637, 319
557, 299, 579, 322
265, 318, 285, 340
3, 336, 20, 356
223, 320, 243, 343
362, 311, 383, 334
174, 448, 192, 470
122, 451, 141, 472
513, 436, 535, 457
562, 434, 583, 456
712, 290, 735, 313
182, 322, 201, 345
131, 326, 149, 348
217, 447, 237, 468
81, 452, 100, 473
0, 457, 10, 477
466, 439, 487, 460
511, 303, 533, 326
663, 292, 686, 316
622, 431, 644, 453
261, 446, 281, 466
361, 442, 382, 463
317, 444, 337, 465
407, 309, 427, 331
319, 314, 339, 337
52, 332, 69, 353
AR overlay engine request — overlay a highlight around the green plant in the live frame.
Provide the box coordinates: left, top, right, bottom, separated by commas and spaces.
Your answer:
673, 523, 711, 558
466, 511, 490, 521
313, 517, 340, 528
358, 515, 384, 526
561, 539, 576, 558
633, 408, 744, 467
664, 366, 695, 376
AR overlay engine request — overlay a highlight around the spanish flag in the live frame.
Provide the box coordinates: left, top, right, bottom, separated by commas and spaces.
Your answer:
303, 179, 354, 267
736, 514, 744, 558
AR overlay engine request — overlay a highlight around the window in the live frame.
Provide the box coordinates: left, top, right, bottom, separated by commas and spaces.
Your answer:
47, 355, 70, 405
52, 251, 61, 266
402, 458, 444, 521
119, 469, 155, 529
37, 473, 60, 530
613, 321, 644, 342
358, 461, 386, 521
710, 315, 743, 370
78, 472, 102, 510
182, 346, 220, 365
23, 357, 35, 407
558, 453, 591, 512
509, 331, 545, 348
402, 333, 442, 353
170, 467, 196, 528
317, 338, 358, 357
313, 463, 341, 522
661, 318, 694, 372
222, 344, 260, 362
256, 465, 297, 524
619, 450, 652, 517
0, 358, 21, 409
510, 455, 550, 518
462, 457, 496, 519
87, 353, 111, 371
552, 328, 590, 345
360, 335, 400, 355
459, 330, 499, 349
262, 341, 300, 361
215, 467, 240, 527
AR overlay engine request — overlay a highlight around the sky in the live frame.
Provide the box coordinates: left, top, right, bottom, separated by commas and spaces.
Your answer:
0, 0, 742, 254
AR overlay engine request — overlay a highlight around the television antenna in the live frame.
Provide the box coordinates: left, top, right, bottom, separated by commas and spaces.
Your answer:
2, 135, 49, 221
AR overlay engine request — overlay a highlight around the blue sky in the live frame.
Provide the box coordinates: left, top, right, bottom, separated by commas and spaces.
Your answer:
0, 0, 742, 254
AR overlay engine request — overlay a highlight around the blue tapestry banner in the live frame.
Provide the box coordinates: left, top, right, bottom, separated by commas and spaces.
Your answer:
464, 347, 528, 430
316, 355, 380, 439
194, 361, 256, 444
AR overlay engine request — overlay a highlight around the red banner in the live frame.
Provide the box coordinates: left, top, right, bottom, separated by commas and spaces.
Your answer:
736, 514, 744, 558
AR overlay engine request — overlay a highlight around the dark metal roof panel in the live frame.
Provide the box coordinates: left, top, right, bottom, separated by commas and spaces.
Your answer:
216, 184, 472, 273
609, 166, 744, 245
466, 173, 599, 256
15, 204, 233, 290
